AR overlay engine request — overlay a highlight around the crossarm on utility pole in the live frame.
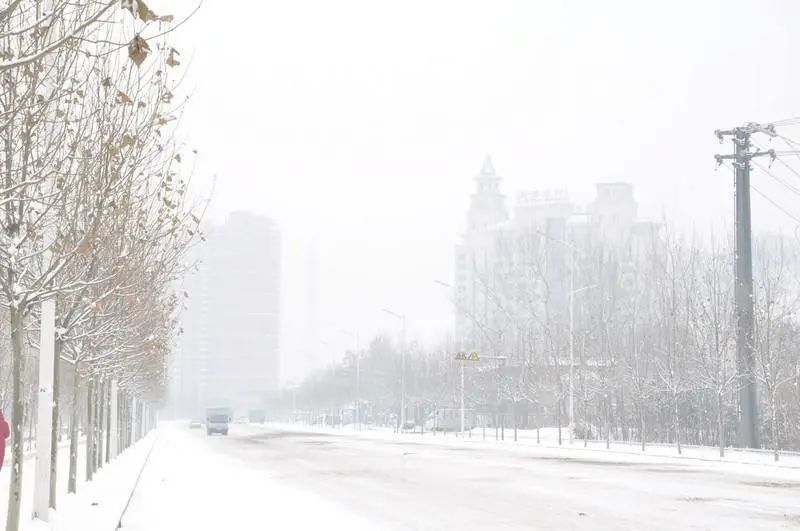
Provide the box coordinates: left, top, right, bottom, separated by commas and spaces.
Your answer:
713, 122, 777, 449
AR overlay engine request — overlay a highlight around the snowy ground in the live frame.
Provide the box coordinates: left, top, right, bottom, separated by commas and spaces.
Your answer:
0, 439, 85, 529
117, 421, 799, 530
0, 433, 163, 531
119, 423, 371, 531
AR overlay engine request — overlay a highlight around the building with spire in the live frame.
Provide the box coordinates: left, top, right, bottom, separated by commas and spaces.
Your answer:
454, 156, 509, 349
453, 156, 652, 355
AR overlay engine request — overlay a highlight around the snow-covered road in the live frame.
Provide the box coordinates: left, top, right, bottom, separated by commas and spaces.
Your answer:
123, 423, 800, 530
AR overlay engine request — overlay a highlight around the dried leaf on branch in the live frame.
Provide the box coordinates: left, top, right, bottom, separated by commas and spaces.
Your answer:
128, 35, 150, 67
166, 48, 180, 68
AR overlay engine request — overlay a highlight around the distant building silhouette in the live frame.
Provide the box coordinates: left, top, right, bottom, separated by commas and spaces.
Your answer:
169, 211, 281, 417
453, 156, 654, 353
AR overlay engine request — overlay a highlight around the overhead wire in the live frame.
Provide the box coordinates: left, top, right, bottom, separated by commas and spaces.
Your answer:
751, 159, 800, 197
769, 116, 800, 127
777, 137, 800, 165
750, 185, 800, 224
719, 159, 800, 225
750, 142, 800, 193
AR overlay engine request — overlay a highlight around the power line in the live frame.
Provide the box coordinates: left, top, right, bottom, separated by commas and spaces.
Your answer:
750, 184, 800, 224
722, 159, 800, 224
778, 134, 800, 150
769, 116, 800, 127
722, 159, 800, 222
774, 156, 800, 182
751, 159, 800, 197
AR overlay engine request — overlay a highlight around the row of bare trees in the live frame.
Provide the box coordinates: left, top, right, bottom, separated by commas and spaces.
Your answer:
0, 2, 201, 530
464, 227, 800, 458
287, 227, 800, 461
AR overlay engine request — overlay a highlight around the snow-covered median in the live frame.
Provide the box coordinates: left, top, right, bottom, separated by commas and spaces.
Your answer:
264, 422, 800, 482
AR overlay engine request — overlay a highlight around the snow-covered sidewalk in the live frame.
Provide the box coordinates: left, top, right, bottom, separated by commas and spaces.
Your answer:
118, 423, 371, 531
19, 435, 154, 531
0, 440, 74, 526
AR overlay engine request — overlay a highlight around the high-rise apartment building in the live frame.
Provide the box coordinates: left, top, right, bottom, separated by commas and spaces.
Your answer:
169, 211, 281, 416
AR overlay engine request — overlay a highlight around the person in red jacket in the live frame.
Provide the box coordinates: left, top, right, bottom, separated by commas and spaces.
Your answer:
0, 410, 9, 471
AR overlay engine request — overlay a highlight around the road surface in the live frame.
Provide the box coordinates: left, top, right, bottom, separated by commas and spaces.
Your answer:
125, 423, 800, 530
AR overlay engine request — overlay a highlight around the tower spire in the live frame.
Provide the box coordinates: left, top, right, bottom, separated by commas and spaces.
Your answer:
466, 154, 507, 231
480, 154, 495, 176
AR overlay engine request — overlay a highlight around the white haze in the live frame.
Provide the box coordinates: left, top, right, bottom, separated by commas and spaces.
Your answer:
169, 0, 800, 382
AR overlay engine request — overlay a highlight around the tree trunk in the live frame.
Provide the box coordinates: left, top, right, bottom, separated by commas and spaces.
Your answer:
557, 399, 562, 446
640, 406, 646, 452
49, 338, 61, 508
85, 377, 93, 482
606, 395, 611, 450
105, 382, 111, 463
121, 392, 128, 451
771, 393, 779, 462
5, 306, 25, 531
717, 392, 725, 458
68, 362, 80, 493
26, 406, 33, 452
583, 397, 588, 447
96, 378, 104, 471
618, 388, 628, 442
674, 392, 682, 455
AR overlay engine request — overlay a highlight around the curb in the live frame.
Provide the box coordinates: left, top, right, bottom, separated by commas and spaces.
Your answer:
115, 433, 159, 530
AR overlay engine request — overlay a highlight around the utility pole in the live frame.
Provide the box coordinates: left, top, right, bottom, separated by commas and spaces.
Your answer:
340, 329, 360, 431
460, 361, 465, 436
475, 354, 507, 440
568, 249, 575, 446
34, 0, 59, 515
355, 333, 360, 431
382, 309, 406, 430
715, 122, 776, 449
400, 315, 406, 430
33, 293, 55, 522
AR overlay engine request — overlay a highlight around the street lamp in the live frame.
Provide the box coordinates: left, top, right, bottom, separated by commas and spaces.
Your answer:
340, 329, 360, 431
382, 308, 407, 431
536, 229, 598, 445
320, 339, 336, 428
435, 280, 467, 437
568, 282, 598, 444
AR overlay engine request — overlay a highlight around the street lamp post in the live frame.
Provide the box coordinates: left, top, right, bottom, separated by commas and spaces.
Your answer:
340, 329, 360, 431
536, 230, 597, 445
434, 280, 466, 438
382, 308, 406, 431
460, 360, 465, 436
567, 252, 599, 445
320, 339, 336, 428
477, 355, 507, 441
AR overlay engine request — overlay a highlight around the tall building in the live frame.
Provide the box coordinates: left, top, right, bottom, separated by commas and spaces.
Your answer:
453, 157, 651, 353
455, 156, 509, 349
169, 211, 281, 416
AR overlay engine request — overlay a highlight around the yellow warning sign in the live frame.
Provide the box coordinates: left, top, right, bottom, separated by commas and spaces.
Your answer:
455, 352, 467, 360
468, 351, 480, 361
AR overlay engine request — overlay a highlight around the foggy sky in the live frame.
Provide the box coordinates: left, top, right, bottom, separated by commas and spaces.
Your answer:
167, 0, 800, 382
